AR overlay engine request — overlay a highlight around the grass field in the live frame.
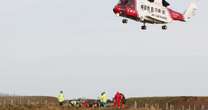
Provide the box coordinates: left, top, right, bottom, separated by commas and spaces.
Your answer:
1, 96, 208, 110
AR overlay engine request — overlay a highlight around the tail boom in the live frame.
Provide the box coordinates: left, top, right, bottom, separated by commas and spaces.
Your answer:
184, 1, 197, 21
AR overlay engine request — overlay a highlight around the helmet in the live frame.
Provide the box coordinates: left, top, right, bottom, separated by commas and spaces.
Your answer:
101, 92, 106, 95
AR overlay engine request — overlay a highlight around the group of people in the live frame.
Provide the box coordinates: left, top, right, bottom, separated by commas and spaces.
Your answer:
98, 91, 126, 108
57, 90, 126, 109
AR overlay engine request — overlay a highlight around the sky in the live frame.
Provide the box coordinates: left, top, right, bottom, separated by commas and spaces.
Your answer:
0, 0, 208, 99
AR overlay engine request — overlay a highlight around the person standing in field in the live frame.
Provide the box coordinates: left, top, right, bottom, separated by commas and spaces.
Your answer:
113, 91, 122, 108
99, 92, 108, 107
57, 90, 65, 106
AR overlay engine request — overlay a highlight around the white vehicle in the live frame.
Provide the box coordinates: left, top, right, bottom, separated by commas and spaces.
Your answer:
113, 0, 197, 30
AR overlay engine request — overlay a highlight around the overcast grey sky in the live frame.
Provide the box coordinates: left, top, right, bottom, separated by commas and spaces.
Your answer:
0, 0, 208, 99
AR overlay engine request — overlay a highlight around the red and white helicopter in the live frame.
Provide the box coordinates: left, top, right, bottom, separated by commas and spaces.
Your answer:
113, 0, 197, 30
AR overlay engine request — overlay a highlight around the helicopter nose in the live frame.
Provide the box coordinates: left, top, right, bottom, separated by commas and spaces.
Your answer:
113, 5, 121, 16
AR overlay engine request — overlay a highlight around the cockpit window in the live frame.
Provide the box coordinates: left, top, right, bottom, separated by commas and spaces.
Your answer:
119, 0, 135, 7
147, 0, 170, 7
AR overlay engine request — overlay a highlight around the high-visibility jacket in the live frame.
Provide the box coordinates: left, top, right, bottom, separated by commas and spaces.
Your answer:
57, 93, 65, 102
99, 94, 108, 103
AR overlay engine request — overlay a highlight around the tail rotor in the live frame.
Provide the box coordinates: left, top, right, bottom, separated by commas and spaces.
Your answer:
184, 0, 197, 21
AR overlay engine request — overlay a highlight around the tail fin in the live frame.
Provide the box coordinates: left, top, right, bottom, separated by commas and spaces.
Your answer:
184, 0, 197, 21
